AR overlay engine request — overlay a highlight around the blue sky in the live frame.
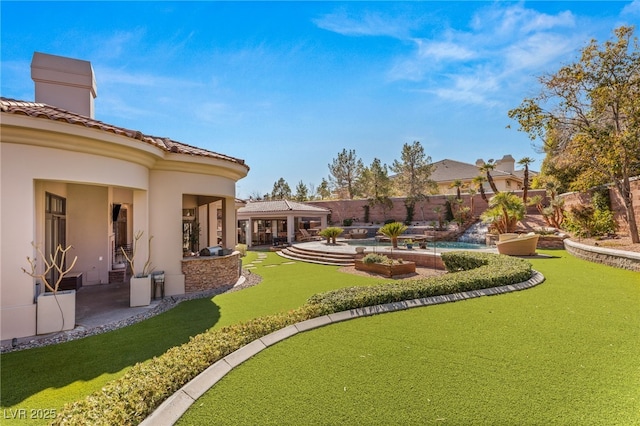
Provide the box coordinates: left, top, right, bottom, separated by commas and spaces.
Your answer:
2, 1, 639, 198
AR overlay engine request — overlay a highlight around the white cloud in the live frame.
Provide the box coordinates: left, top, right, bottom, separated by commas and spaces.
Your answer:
504, 32, 578, 72
414, 39, 476, 61
313, 9, 413, 38
622, 0, 640, 15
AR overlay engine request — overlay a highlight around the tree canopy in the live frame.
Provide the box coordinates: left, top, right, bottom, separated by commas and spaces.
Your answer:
328, 149, 364, 199
390, 141, 436, 200
508, 25, 640, 243
270, 177, 292, 200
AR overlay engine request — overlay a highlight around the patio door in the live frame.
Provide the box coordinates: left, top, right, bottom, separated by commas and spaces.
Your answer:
45, 192, 66, 288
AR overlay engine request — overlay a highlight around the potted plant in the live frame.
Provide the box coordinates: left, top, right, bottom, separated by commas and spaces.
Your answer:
121, 230, 154, 307
22, 242, 78, 334
405, 239, 414, 249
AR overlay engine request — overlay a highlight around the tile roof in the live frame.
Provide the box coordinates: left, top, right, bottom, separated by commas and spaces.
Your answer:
0, 97, 247, 168
238, 200, 330, 214
431, 158, 513, 182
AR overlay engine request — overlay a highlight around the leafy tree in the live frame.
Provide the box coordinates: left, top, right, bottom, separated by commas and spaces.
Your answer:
271, 177, 292, 200
294, 181, 309, 202
328, 149, 364, 199
508, 26, 640, 243
360, 158, 393, 218
317, 178, 332, 200
391, 141, 436, 198
517, 157, 535, 204
477, 159, 500, 194
391, 141, 436, 222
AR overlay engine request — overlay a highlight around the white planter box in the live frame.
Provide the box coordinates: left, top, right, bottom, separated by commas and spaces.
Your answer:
37, 290, 76, 335
130, 275, 151, 307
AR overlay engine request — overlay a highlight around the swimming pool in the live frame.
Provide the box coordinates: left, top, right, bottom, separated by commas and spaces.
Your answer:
344, 239, 487, 250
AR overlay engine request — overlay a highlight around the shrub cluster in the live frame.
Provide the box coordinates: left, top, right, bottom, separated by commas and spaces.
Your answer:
54, 252, 532, 425
362, 253, 390, 264
308, 252, 532, 313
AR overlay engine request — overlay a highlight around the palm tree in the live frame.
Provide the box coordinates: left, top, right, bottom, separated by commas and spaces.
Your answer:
481, 192, 526, 233
378, 221, 408, 249
478, 160, 499, 194
517, 157, 534, 204
472, 175, 488, 203
450, 179, 463, 200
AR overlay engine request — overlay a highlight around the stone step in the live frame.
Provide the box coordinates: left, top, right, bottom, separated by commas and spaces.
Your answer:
278, 246, 355, 266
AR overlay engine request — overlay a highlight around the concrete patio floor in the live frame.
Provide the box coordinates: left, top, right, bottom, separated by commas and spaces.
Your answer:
1, 280, 164, 349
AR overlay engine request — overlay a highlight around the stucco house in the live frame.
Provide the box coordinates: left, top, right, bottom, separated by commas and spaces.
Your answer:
431, 155, 537, 195
1, 52, 249, 340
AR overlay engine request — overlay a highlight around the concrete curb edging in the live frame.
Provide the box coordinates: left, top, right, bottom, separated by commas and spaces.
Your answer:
141, 271, 545, 426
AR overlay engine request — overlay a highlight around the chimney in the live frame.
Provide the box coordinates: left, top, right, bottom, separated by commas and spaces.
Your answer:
496, 154, 515, 173
31, 52, 97, 118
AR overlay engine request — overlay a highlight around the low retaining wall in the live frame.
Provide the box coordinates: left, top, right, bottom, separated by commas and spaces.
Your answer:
182, 252, 242, 293
357, 250, 446, 270
564, 239, 640, 272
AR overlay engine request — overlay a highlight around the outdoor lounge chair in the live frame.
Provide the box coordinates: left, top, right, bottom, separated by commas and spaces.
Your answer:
348, 229, 369, 239
496, 232, 539, 256
298, 228, 321, 242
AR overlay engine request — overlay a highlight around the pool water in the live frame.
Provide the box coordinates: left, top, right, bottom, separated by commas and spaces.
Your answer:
344, 240, 487, 250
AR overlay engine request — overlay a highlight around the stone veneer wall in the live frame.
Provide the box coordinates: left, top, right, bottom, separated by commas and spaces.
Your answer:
182, 252, 241, 293
564, 239, 640, 272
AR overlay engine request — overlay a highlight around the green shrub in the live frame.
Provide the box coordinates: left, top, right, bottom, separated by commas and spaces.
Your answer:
308, 252, 532, 313
343, 218, 353, 226
54, 252, 532, 425
53, 305, 323, 425
362, 253, 390, 264
234, 244, 247, 257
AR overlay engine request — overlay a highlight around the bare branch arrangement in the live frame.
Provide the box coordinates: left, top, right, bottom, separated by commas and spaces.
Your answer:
121, 230, 154, 277
22, 242, 78, 293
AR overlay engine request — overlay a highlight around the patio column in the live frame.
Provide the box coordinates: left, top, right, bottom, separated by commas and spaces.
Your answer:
320, 215, 328, 228
222, 196, 236, 248
287, 214, 295, 244
246, 218, 253, 248
132, 189, 149, 275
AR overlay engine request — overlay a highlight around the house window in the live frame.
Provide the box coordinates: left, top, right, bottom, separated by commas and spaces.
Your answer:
45, 192, 66, 286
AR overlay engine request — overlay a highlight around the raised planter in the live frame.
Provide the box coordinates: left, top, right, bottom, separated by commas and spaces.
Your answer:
355, 259, 416, 277
130, 275, 151, 307
37, 290, 76, 334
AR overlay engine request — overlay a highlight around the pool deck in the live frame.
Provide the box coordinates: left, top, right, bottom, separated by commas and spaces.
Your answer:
292, 238, 498, 254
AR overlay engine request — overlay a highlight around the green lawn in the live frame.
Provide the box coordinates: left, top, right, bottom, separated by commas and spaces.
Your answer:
178, 250, 640, 425
0, 251, 389, 425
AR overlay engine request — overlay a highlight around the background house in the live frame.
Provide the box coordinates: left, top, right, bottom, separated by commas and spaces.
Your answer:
1, 52, 249, 340
431, 154, 537, 195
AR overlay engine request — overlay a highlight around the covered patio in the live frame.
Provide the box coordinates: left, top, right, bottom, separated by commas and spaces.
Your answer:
237, 200, 330, 247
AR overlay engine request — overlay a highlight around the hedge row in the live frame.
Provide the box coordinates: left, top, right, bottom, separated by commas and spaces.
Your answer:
308, 251, 532, 313
53, 252, 532, 425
